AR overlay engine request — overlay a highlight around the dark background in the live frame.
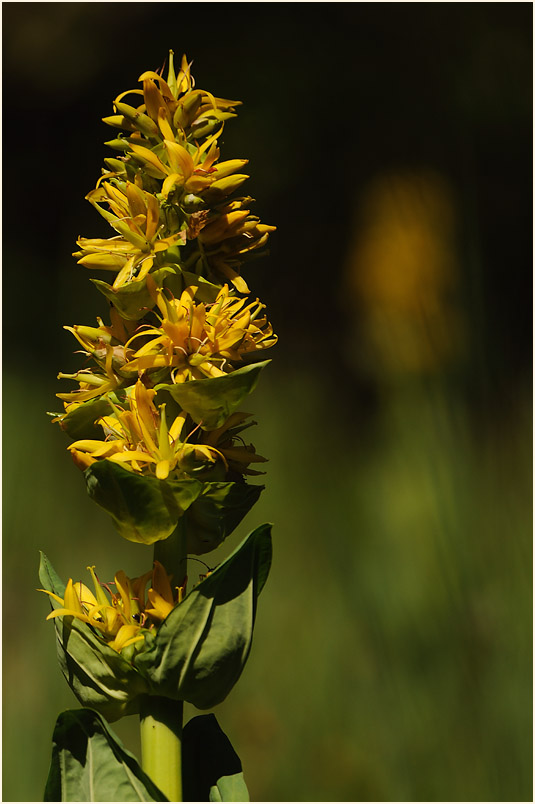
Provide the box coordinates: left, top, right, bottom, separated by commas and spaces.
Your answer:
3, 3, 532, 801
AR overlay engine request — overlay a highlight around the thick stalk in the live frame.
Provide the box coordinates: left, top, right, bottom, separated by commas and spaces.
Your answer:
140, 520, 188, 799
140, 696, 183, 801
153, 518, 188, 591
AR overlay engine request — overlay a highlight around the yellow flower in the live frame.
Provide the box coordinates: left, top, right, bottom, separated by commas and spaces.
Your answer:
56, 52, 276, 496
95, 52, 275, 293
103, 51, 247, 207
56, 311, 136, 405
67, 378, 266, 481
68, 379, 226, 480
123, 284, 276, 382
74, 181, 185, 289
40, 561, 185, 653
104, 51, 241, 146
142, 560, 184, 622
41, 567, 144, 653
197, 201, 276, 293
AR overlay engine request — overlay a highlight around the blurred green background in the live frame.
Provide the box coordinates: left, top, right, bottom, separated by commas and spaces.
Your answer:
2, 3, 532, 801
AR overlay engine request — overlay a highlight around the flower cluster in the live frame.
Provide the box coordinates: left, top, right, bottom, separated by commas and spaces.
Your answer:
40, 561, 184, 653
55, 52, 276, 497
40, 54, 275, 749
68, 379, 266, 480
73, 52, 274, 294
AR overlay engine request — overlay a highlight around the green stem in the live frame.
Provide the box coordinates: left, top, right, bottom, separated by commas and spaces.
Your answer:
141, 520, 188, 799
153, 519, 188, 591
140, 696, 183, 801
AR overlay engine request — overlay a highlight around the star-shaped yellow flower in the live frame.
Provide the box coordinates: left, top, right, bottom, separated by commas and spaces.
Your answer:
40, 561, 186, 653
123, 284, 276, 383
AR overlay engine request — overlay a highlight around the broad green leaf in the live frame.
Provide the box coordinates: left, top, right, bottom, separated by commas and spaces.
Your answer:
58, 392, 125, 440
156, 361, 270, 430
91, 267, 173, 321
84, 461, 203, 544
182, 714, 249, 802
44, 708, 167, 802
185, 481, 264, 554
135, 524, 272, 708
39, 553, 149, 721
84, 460, 262, 549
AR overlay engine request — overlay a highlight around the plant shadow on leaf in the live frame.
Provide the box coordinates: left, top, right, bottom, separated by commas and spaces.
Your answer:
135, 524, 272, 710
44, 708, 167, 802
84, 459, 263, 551
182, 713, 249, 802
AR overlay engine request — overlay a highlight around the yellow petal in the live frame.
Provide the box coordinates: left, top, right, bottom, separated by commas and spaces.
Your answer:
108, 624, 144, 652
76, 237, 134, 253
131, 570, 152, 610
145, 195, 160, 241
169, 411, 187, 443
68, 440, 122, 458
46, 607, 91, 624
76, 583, 99, 610
156, 459, 170, 479
158, 107, 175, 142
152, 560, 175, 605
136, 256, 155, 282
145, 589, 174, 621
129, 143, 169, 178
162, 173, 185, 198
164, 139, 194, 177
126, 182, 147, 219
143, 78, 166, 122
210, 159, 249, 179
107, 450, 156, 464
133, 382, 159, 453
39, 589, 65, 607
114, 570, 133, 620
87, 566, 110, 608
64, 579, 84, 615
77, 253, 128, 270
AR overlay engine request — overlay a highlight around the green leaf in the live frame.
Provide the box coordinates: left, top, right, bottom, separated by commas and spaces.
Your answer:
185, 481, 264, 555
135, 524, 272, 708
181, 270, 221, 303
91, 268, 173, 321
84, 461, 203, 545
39, 553, 149, 721
155, 361, 270, 430
58, 393, 124, 440
182, 715, 249, 802
39, 550, 66, 597
84, 460, 262, 549
44, 708, 167, 802
149, 266, 221, 305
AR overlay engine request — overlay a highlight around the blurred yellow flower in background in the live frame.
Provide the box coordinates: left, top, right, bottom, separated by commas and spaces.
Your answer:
345, 170, 464, 375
